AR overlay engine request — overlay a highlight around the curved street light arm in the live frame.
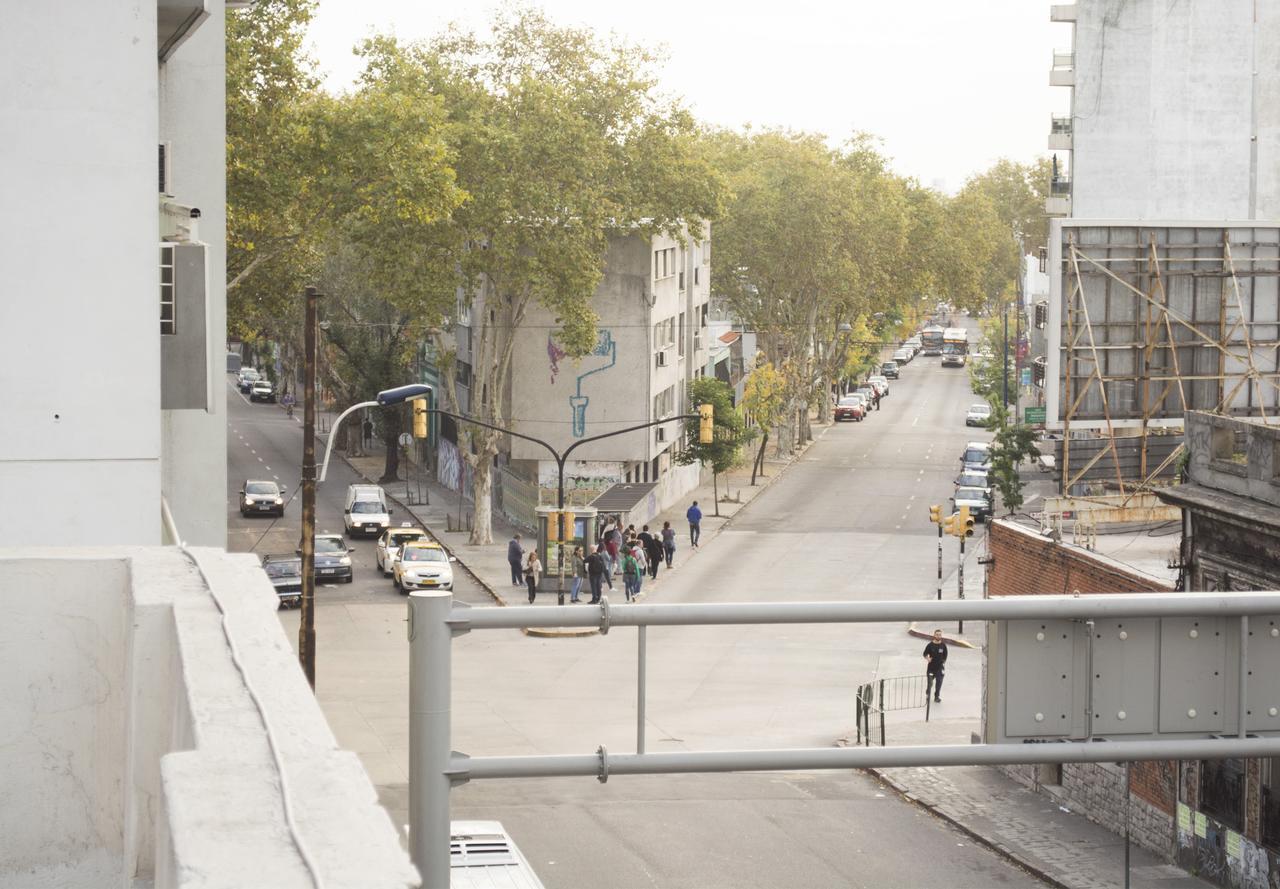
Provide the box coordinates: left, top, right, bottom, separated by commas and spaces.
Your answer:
318, 400, 378, 483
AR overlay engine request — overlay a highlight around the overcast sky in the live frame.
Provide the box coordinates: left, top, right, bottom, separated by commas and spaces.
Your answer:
305, 1, 1070, 192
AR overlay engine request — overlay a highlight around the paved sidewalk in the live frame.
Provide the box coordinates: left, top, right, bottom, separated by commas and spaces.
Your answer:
869, 765, 1210, 889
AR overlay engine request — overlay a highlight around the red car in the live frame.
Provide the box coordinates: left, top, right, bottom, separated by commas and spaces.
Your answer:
835, 395, 866, 422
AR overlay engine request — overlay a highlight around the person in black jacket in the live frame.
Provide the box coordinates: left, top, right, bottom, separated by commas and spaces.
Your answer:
923, 629, 948, 703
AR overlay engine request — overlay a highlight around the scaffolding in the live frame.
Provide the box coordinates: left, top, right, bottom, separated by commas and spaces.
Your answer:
1046, 221, 1280, 496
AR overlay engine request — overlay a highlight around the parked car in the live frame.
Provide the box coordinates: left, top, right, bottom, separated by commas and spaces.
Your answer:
880, 361, 899, 380
376, 525, 430, 575
855, 385, 878, 409
239, 479, 285, 517
312, 534, 354, 584
965, 403, 992, 426
904, 337, 922, 355
955, 469, 992, 494
249, 379, 276, 403
960, 441, 992, 472
344, 484, 392, 537
261, 554, 302, 608
394, 541, 456, 593
868, 375, 890, 397
834, 396, 865, 422
892, 348, 912, 365
951, 485, 993, 521
237, 367, 260, 392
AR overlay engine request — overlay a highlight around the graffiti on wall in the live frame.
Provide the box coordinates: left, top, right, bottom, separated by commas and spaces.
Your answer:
438, 438, 473, 499
545, 330, 616, 438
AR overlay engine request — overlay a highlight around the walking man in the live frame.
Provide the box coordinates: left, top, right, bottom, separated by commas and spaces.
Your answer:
661, 521, 676, 568
507, 533, 525, 587
363, 417, 375, 446
621, 548, 641, 602
686, 501, 703, 548
923, 629, 948, 703
586, 545, 608, 604
641, 525, 663, 580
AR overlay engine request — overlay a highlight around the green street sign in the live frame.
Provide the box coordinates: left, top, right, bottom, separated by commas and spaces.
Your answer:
1024, 406, 1047, 425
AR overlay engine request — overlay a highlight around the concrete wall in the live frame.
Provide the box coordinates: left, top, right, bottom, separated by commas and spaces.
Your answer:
1184, 411, 1280, 507
1071, 0, 1280, 219
159, 2, 229, 547
0, 549, 417, 889
0, 2, 162, 544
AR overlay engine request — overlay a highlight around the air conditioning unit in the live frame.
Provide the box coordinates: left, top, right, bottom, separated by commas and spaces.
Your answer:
693, 332, 703, 352
655, 349, 668, 368
655, 426, 667, 442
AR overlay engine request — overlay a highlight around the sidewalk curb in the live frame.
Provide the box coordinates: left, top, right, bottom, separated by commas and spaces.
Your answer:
864, 766, 1070, 889
341, 455, 599, 638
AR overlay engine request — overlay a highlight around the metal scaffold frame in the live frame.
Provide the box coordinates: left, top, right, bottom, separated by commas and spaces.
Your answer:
1046, 220, 1280, 496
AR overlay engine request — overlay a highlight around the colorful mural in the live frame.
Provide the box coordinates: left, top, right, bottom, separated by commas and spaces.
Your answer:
544, 329, 616, 438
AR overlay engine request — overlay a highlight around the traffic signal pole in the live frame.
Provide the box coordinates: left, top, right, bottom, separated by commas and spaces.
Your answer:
936, 521, 943, 601
958, 534, 965, 635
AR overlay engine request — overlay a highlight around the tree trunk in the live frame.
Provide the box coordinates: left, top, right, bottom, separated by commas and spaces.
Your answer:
379, 410, 401, 484
469, 457, 494, 545
712, 471, 720, 517
816, 383, 833, 424
751, 430, 768, 485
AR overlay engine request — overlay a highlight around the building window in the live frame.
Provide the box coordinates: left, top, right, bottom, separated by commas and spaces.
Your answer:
160, 245, 176, 335
651, 456, 660, 479
653, 247, 676, 280
1200, 758, 1245, 831
455, 361, 472, 388
652, 385, 675, 421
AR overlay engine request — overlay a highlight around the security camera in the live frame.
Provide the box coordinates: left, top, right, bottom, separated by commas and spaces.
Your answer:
189, 207, 202, 219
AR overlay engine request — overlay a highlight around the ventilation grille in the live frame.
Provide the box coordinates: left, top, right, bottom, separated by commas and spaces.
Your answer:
451, 832, 517, 867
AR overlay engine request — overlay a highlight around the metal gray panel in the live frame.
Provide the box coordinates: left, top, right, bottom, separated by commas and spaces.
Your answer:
1247, 615, 1280, 733
1004, 619, 1077, 738
1159, 617, 1229, 733
161, 243, 209, 411
1091, 619, 1158, 735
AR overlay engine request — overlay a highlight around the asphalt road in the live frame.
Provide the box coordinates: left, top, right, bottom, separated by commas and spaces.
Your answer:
224, 376, 492, 608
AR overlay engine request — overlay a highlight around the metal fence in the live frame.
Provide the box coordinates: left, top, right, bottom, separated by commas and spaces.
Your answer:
855, 674, 931, 746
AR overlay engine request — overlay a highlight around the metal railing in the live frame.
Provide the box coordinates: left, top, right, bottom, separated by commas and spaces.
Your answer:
855, 674, 932, 746
1051, 115, 1072, 135
407, 592, 1280, 889
1051, 177, 1072, 196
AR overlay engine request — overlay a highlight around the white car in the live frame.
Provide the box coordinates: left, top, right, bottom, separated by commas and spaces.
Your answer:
965, 403, 992, 426
249, 379, 275, 402
394, 542, 456, 593
376, 526, 429, 575
868, 375, 890, 397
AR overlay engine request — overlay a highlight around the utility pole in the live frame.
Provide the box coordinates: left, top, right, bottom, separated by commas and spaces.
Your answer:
298, 286, 319, 688
936, 518, 943, 601
1002, 300, 1010, 412
958, 532, 966, 635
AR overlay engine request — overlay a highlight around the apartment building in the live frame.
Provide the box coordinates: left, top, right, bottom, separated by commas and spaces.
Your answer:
443, 225, 712, 525
1, 0, 229, 545
1046, 0, 1280, 220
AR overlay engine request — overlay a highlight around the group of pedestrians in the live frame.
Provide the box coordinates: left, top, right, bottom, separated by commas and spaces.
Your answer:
505, 499, 706, 606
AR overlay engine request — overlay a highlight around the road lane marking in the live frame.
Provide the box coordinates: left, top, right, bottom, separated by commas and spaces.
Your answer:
265, 465, 271, 471
912, 416, 920, 427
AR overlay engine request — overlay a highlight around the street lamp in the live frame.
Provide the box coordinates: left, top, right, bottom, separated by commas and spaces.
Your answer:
317, 384, 432, 484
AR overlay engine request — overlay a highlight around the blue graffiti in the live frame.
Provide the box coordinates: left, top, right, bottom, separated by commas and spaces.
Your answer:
570, 330, 617, 437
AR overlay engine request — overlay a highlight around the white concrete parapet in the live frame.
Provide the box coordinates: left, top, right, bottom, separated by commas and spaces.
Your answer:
0, 547, 418, 889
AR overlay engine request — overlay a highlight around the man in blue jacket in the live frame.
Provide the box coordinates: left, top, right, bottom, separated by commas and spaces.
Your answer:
686, 501, 703, 548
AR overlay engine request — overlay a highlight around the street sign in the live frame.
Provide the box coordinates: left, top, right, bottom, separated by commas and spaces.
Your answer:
1024, 406, 1046, 425
1020, 368, 1032, 387
398, 432, 414, 447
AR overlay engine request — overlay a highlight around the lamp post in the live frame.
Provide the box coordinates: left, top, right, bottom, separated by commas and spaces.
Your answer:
299, 286, 320, 688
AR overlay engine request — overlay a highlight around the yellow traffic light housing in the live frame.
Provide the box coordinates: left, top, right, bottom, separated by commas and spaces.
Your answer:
561, 511, 575, 541
958, 506, 976, 537
412, 398, 429, 439
928, 504, 942, 524
698, 403, 714, 444
545, 511, 561, 543
943, 513, 958, 537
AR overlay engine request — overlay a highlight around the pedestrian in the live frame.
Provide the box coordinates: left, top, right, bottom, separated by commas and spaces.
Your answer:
872, 385, 881, 411
570, 546, 587, 603
630, 542, 647, 596
621, 547, 641, 602
524, 550, 542, 604
687, 500, 703, 548
507, 533, 525, 586
661, 521, 676, 568
586, 545, 607, 604
923, 629, 948, 703
641, 525, 663, 579
605, 524, 622, 576
363, 417, 374, 446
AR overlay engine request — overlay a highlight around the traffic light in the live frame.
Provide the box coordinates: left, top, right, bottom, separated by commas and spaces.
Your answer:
943, 513, 958, 537
545, 511, 561, 543
1033, 357, 1047, 388
958, 506, 976, 537
928, 504, 942, 525
698, 403, 714, 444
413, 397, 428, 439
560, 511, 575, 543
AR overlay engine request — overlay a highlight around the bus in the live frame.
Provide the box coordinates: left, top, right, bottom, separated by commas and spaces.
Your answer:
920, 325, 945, 355
941, 328, 968, 367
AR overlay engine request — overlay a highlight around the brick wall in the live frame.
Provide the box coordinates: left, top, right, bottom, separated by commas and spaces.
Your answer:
987, 520, 1175, 597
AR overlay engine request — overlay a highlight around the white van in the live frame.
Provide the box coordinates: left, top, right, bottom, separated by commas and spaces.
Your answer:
344, 484, 392, 537
450, 821, 545, 889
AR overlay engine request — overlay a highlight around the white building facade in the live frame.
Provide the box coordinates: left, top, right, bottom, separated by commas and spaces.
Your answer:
0, 1, 228, 546
1047, 0, 1280, 220
486, 225, 712, 521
